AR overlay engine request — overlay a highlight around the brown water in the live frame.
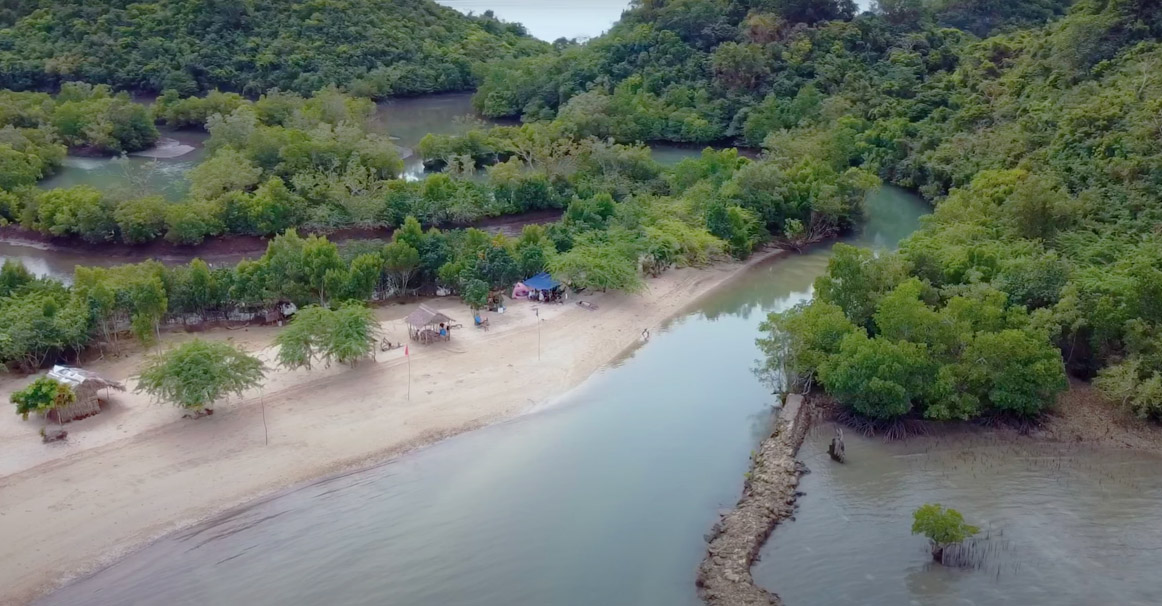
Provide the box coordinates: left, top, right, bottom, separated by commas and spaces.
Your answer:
755, 426, 1162, 606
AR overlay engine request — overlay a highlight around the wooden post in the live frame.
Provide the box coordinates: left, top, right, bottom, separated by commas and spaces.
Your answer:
828, 427, 846, 463
261, 389, 269, 446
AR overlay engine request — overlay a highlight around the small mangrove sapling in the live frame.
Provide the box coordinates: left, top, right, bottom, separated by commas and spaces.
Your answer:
912, 503, 979, 564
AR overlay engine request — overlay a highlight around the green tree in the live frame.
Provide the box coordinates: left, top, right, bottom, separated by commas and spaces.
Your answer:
757, 301, 859, 392
0, 260, 33, 298
327, 304, 380, 367
11, 377, 76, 430
959, 329, 1068, 417
911, 504, 980, 564
549, 243, 643, 293
275, 304, 379, 369
819, 332, 935, 420
188, 148, 262, 199
382, 240, 420, 294
164, 200, 223, 245
135, 340, 265, 416
462, 279, 490, 310
815, 245, 908, 329
114, 196, 168, 244
275, 306, 335, 371
301, 235, 344, 305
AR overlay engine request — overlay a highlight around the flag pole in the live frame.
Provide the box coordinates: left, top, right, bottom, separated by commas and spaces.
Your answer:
406, 345, 411, 401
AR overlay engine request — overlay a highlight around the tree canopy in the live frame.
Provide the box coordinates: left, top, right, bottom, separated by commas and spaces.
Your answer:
0, 0, 547, 97
912, 503, 980, 563
10, 376, 75, 422
135, 340, 265, 413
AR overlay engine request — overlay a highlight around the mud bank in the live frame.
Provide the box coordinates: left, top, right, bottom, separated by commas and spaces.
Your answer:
697, 393, 813, 606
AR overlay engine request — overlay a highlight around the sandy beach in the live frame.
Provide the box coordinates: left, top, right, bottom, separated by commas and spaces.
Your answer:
0, 249, 783, 606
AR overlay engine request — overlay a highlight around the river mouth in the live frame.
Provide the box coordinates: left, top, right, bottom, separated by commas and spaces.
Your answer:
33, 187, 932, 606
755, 424, 1162, 606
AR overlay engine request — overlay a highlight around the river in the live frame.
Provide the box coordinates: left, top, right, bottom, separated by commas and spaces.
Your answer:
1, 93, 707, 281
39, 187, 930, 606
756, 427, 1162, 606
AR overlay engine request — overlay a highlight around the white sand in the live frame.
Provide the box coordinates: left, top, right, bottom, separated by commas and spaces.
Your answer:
0, 251, 781, 605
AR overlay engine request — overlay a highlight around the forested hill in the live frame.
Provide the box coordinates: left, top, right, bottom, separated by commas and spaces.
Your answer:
469, 0, 1162, 423
0, 0, 547, 97
471, 0, 1077, 142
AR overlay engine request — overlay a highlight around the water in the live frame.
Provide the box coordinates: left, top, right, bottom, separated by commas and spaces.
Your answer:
38, 187, 930, 606
38, 131, 209, 201
0, 242, 153, 284
755, 427, 1162, 606
2, 92, 705, 280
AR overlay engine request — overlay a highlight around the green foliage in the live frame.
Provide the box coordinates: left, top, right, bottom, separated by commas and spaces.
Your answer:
0, 0, 547, 97
1095, 358, 1162, 421
11, 377, 75, 422
911, 503, 979, 562
28, 186, 116, 243
819, 332, 935, 419
275, 304, 379, 370
114, 196, 168, 244
135, 340, 265, 412
461, 279, 490, 310
815, 245, 908, 330
0, 259, 34, 298
756, 301, 859, 392
327, 304, 380, 367
550, 242, 644, 294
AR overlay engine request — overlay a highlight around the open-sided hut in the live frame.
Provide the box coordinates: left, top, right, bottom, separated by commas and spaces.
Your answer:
45, 365, 125, 423
405, 304, 456, 344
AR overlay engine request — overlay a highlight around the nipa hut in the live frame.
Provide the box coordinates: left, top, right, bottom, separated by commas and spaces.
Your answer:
46, 365, 125, 423
405, 304, 456, 344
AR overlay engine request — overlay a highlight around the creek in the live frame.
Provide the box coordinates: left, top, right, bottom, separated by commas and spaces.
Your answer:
38, 187, 936, 606
37, 186, 1160, 606
0, 93, 704, 282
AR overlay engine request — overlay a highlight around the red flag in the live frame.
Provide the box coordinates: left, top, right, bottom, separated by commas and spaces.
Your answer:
404, 345, 409, 356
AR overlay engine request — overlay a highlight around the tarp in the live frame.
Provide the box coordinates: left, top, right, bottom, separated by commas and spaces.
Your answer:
522, 272, 560, 291
512, 282, 530, 299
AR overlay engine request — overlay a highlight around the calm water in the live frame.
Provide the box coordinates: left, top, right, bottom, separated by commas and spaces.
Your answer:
756, 427, 1162, 606
38, 131, 209, 201
1, 93, 704, 280
39, 187, 929, 606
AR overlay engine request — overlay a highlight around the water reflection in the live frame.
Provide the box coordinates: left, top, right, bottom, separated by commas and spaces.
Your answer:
38, 188, 929, 606
39, 131, 209, 201
755, 427, 1162, 606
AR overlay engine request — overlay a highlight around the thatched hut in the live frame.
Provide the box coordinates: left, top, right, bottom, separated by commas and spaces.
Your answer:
45, 366, 125, 423
405, 304, 456, 344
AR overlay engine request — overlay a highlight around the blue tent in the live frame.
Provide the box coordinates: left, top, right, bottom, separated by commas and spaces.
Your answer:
522, 272, 560, 291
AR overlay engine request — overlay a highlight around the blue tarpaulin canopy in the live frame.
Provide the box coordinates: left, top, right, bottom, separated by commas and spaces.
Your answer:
522, 272, 560, 291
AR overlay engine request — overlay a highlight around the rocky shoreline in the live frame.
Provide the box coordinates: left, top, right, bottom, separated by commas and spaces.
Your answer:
696, 393, 813, 606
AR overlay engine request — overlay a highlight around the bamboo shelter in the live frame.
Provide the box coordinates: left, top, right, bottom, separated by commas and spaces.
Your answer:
45, 366, 125, 423
404, 304, 456, 344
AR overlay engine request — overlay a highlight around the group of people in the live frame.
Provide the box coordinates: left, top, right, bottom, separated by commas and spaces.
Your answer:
529, 289, 564, 303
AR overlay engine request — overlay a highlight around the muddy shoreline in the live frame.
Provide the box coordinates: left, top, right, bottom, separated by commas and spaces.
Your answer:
697, 394, 813, 606
695, 379, 1162, 606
